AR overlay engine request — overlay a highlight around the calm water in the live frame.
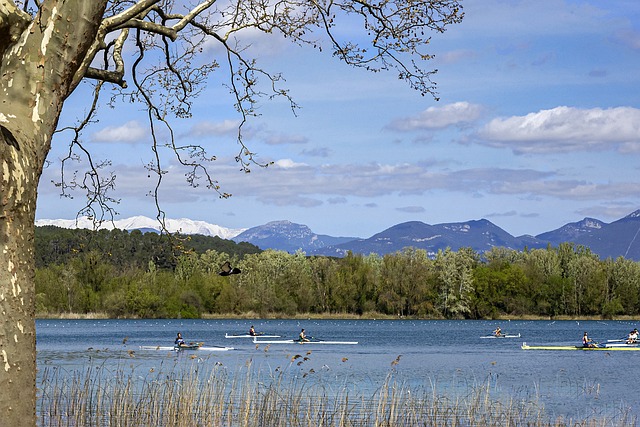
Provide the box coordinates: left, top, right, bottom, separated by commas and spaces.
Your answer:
36, 318, 640, 423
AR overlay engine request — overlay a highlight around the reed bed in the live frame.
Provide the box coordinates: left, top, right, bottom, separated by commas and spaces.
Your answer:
38, 357, 635, 427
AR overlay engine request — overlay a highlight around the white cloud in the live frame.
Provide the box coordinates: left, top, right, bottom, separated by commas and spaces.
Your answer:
397, 206, 426, 213
92, 120, 147, 143
201, 25, 292, 57
273, 158, 307, 168
327, 197, 347, 204
615, 29, 640, 50
478, 106, 640, 154
186, 120, 242, 138
486, 210, 518, 218
436, 49, 476, 64
387, 101, 484, 131
264, 133, 308, 145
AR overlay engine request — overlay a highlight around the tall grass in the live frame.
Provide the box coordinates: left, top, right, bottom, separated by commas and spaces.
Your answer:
38, 357, 636, 427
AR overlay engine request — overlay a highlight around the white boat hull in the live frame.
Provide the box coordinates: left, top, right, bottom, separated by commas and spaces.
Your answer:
225, 333, 280, 338
480, 333, 521, 339
139, 345, 234, 351
253, 338, 358, 345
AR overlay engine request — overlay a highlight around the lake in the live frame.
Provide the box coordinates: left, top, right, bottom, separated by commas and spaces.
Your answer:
36, 318, 640, 423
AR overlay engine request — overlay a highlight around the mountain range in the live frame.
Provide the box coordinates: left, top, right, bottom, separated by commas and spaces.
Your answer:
35, 209, 640, 261
35, 215, 246, 240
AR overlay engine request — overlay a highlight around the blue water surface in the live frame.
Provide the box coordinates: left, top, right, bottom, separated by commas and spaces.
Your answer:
36, 318, 640, 423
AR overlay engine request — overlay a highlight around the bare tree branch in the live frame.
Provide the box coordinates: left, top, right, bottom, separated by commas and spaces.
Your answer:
15, 0, 463, 227
52, 81, 120, 229
85, 28, 129, 87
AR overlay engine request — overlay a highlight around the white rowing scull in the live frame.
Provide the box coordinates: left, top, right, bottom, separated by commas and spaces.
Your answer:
252, 338, 358, 345
480, 333, 521, 339
225, 333, 280, 338
139, 345, 234, 351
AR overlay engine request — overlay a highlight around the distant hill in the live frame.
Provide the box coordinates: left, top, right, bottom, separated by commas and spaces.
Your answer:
567, 211, 640, 260
535, 217, 606, 243
309, 219, 550, 258
232, 220, 357, 253
37, 209, 640, 261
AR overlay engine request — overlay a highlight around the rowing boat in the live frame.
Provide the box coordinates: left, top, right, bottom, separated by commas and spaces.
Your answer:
480, 333, 521, 339
139, 345, 234, 351
606, 339, 639, 345
521, 342, 640, 351
225, 333, 280, 338
252, 338, 358, 345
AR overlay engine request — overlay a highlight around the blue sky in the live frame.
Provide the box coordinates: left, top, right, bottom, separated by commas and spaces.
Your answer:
36, 0, 640, 239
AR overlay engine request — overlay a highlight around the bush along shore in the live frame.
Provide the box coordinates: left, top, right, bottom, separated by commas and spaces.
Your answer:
36, 241, 640, 320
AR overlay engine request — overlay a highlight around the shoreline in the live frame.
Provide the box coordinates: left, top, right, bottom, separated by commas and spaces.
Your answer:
35, 312, 640, 321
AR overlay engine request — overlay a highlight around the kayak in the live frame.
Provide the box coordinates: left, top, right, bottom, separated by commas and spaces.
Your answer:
139, 344, 234, 351
480, 333, 521, 339
225, 333, 280, 338
252, 338, 358, 345
521, 342, 640, 351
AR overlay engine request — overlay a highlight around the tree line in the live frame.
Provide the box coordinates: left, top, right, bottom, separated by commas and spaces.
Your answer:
35, 225, 261, 269
34, 227, 640, 319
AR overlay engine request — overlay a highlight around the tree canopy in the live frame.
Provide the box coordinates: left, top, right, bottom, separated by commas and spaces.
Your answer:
33, 231, 640, 320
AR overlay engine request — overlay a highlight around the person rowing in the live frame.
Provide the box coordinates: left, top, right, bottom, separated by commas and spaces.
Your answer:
582, 331, 596, 348
249, 325, 257, 336
299, 328, 310, 342
626, 328, 638, 344
493, 326, 502, 337
175, 332, 186, 347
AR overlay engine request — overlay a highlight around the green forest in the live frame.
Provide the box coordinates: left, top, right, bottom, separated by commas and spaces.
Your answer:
34, 226, 640, 319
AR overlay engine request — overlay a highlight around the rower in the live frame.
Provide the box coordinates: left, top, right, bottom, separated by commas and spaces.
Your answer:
493, 326, 502, 337
249, 326, 257, 336
582, 331, 596, 348
175, 332, 185, 347
299, 328, 310, 342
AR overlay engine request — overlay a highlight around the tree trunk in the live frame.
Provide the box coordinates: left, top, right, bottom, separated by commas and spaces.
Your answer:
0, 140, 38, 425
1, 1, 108, 424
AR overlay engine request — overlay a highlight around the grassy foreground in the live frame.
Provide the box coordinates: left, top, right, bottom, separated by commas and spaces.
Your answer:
38, 358, 635, 427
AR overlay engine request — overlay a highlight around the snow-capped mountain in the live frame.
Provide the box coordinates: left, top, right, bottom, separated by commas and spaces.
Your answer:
35, 209, 640, 261
35, 215, 246, 240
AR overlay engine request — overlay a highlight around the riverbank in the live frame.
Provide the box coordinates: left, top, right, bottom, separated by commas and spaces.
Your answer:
35, 311, 640, 321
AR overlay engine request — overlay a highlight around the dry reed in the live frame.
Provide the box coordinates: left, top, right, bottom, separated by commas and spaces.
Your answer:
38, 358, 636, 427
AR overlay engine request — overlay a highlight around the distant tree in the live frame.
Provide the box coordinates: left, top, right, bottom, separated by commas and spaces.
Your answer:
379, 249, 434, 317
435, 247, 477, 318
0, 0, 462, 422
607, 257, 640, 314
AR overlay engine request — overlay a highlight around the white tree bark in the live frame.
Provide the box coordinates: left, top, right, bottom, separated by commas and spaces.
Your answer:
1, 2, 109, 424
